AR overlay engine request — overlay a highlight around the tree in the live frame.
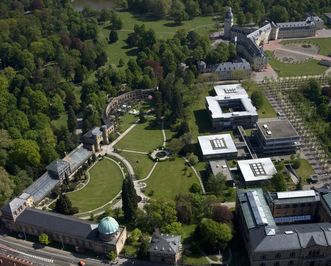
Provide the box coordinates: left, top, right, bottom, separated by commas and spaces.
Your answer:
109, 30, 118, 43
129, 228, 142, 243
137, 235, 149, 259
67, 106, 77, 133
251, 90, 264, 109
195, 218, 232, 252
55, 194, 78, 215
9, 139, 41, 169
212, 205, 233, 224
271, 173, 287, 192
164, 221, 182, 235
107, 251, 117, 262
190, 183, 202, 194
39, 233, 50, 245
110, 12, 123, 30
187, 153, 198, 165
292, 159, 301, 169
237, 11, 245, 26
0, 167, 14, 206
206, 174, 227, 196
269, 5, 289, 22
122, 177, 138, 222
170, 0, 188, 25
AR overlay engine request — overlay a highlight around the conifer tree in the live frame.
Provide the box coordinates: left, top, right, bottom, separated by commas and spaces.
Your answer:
121, 177, 138, 222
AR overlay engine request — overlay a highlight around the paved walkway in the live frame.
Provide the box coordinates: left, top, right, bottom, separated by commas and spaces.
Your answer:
117, 149, 148, 155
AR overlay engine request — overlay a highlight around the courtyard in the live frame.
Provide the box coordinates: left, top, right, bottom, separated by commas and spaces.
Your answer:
68, 158, 124, 213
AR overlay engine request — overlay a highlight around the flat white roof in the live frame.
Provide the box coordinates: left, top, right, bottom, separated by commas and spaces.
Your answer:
206, 96, 258, 119
214, 84, 249, 97
277, 190, 316, 199
198, 134, 237, 156
238, 158, 277, 182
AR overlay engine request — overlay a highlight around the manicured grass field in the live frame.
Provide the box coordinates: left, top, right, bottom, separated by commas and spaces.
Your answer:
98, 12, 216, 65
51, 114, 68, 130
115, 118, 163, 152
68, 158, 124, 213
266, 51, 328, 77
296, 159, 314, 182
281, 38, 331, 56
119, 113, 138, 132
145, 158, 201, 200
119, 151, 154, 179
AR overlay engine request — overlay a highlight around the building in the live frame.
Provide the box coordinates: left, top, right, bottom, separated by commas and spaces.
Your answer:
214, 58, 252, 80
149, 232, 182, 264
265, 190, 320, 223
2, 208, 126, 256
236, 188, 331, 266
209, 160, 234, 186
224, 8, 324, 71
237, 158, 277, 183
82, 125, 110, 152
198, 134, 238, 160
206, 84, 258, 129
254, 119, 300, 155
46, 159, 71, 180
0, 253, 34, 266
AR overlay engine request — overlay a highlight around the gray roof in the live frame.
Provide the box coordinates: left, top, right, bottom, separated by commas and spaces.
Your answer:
209, 160, 233, 182
16, 208, 98, 239
149, 233, 181, 255
215, 59, 251, 72
24, 172, 60, 203
322, 193, 331, 212
1, 193, 31, 217
63, 144, 92, 172
257, 119, 299, 140
83, 127, 103, 139
46, 159, 70, 174
265, 190, 320, 205
250, 223, 331, 252
237, 188, 276, 230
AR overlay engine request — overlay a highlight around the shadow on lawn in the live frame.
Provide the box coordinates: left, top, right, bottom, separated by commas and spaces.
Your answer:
193, 109, 218, 134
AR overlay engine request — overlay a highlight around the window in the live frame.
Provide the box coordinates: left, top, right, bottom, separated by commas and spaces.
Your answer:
260, 263, 265, 266
274, 262, 279, 266
290, 252, 295, 258
260, 255, 266, 260
275, 253, 281, 259
288, 261, 294, 265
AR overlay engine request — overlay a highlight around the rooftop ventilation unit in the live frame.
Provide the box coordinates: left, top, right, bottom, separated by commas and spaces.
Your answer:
263, 124, 268, 129
285, 231, 294, 235
266, 130, 272, 135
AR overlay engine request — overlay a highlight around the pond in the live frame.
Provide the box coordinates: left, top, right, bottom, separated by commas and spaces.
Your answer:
72, 0, 116, 11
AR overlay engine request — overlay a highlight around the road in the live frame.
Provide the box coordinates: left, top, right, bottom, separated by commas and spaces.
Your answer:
0, 234, 157, 266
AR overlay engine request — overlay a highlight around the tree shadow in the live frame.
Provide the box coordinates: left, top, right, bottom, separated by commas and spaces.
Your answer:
132, 14, 162, 22
163, 22, 182, 27
125, 48, 139, 57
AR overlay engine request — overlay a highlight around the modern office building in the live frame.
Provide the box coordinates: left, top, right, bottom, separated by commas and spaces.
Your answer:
236, 188, 331, 266
254, 119, 300, 155
237, 158, 277, 183
198, 134, 238, 160
209, 160, 234, 186
149, 232, 182, 264
206, 84, 258, 129
224, 8, 324, 71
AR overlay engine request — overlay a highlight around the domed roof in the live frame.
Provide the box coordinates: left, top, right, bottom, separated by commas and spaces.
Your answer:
225, 7, 233, 19
98, 217, 119, 235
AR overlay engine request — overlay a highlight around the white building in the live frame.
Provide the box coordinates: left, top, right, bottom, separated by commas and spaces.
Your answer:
206, 84, 258, 129
198, 134, 238, 159
237, 158, 277, 183
215, 58, 251, 80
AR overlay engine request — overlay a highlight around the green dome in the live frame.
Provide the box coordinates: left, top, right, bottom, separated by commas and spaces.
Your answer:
98, 217, 119, 235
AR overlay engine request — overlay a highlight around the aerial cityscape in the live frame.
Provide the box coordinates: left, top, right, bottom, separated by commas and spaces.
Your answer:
0, 1, 331, 265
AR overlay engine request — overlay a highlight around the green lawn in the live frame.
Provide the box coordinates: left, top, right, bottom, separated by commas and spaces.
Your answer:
119, 113, 138, 132
99, 12, 216, 65
145, 158, 201, 200
51, 114, 68, 130
119, 151, 154, 179
68, 158, 124, 213
296, 159, 314, 181
266, 51, 328, 77
281, 38, 331, 56
115, 118, 163, 152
